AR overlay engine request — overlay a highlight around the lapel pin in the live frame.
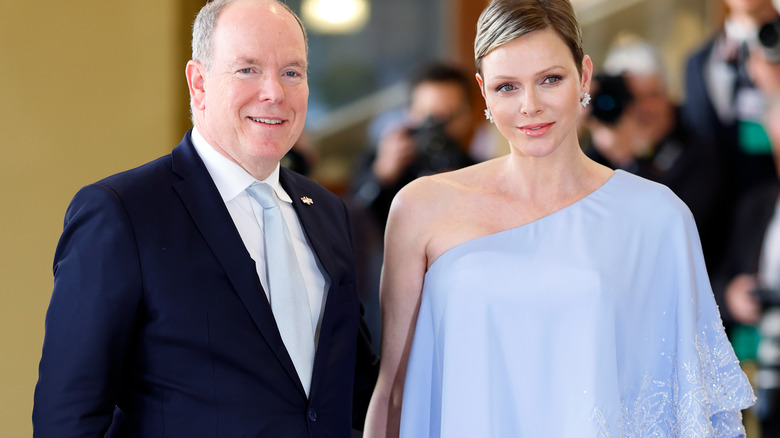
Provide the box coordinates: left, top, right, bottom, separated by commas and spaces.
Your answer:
300, 196, 314, 205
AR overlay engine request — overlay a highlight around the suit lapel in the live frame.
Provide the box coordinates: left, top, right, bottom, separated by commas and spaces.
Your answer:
279, 169, 344, 395
170, 136, 304, 395
279, 169, 341, 283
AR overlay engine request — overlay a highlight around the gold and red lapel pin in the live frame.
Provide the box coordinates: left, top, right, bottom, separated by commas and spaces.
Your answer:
300, 196, 314, 205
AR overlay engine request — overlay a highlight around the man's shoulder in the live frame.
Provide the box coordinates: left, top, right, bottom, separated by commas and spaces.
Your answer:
687, 34, 718, 64
68, 138, 200, 213
92, 134, 197, 193
97, 154, 173, 186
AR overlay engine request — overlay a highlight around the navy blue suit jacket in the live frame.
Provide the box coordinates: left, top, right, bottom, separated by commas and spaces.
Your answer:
681, 36, 776, 199
33, 132, 377, 437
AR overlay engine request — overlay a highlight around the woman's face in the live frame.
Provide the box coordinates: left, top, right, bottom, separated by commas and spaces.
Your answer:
477, 27, 591, 159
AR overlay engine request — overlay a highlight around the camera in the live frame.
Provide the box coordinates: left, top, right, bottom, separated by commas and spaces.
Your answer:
407, 115, 466, 174
590, 73, 634, 125
759, 17, 780, 64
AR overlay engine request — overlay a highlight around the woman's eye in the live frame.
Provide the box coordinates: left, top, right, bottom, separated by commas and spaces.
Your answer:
497, 83, 515, 92
543, 75, 563, 84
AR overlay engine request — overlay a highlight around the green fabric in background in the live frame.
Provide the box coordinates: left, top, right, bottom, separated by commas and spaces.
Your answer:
731, 323, 759, 362
738, 120, 773, 155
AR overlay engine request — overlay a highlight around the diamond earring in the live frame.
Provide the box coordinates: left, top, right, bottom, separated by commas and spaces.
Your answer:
580, 92, 591, 108
484, 108, 494, 123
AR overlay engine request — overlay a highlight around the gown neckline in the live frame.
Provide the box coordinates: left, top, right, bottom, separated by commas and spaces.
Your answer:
427, 169, 623, 272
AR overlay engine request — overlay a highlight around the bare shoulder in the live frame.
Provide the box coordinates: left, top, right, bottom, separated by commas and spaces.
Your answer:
390, 161, 493, 221
389, 173, 461, 230
386, 160, 502, 265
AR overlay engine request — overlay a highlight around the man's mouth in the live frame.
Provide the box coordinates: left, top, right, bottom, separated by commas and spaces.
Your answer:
249, 117, 283, 125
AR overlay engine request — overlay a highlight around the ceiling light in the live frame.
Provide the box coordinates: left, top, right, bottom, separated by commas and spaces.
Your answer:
301, 0, 370, 34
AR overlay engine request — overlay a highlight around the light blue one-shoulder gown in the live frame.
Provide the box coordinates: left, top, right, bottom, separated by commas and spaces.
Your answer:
399, 170, 755, 437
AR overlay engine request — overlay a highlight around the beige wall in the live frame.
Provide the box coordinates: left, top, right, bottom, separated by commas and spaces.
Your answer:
0, 1, 188, 435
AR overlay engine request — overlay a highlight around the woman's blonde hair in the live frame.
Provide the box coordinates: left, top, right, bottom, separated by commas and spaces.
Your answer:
475, 0, 584, 77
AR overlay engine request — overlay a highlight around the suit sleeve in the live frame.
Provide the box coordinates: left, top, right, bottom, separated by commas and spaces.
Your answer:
342, 198, 380, 430
33, 183, 143, 437
352, 301, 380, 430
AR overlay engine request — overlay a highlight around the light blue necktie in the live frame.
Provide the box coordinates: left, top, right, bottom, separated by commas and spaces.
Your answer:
246, 182, 315, 396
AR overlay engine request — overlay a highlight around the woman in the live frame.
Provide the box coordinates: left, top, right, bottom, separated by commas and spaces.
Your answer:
364, 0, 755, 436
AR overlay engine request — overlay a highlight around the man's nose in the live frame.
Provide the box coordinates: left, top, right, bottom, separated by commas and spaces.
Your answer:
258, 75, 285, 102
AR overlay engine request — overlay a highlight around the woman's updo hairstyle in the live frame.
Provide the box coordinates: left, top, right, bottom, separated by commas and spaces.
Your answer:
474, 0, 584, 78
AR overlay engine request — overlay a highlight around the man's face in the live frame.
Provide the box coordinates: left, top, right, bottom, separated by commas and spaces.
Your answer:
409, 81, 472, 146
624, 73, 673, 142
725, 0, 776, 17
190, 0, 308, 180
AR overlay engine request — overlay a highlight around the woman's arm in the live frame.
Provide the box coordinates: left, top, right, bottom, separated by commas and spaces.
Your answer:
364, 181, 433, 438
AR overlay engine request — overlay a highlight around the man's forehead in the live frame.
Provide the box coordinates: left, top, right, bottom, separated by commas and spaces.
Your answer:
212, 3, 307, 56
217, 0, 304, 40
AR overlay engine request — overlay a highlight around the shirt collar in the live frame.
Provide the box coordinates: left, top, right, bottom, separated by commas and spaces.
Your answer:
724, 18, 758, 44
190, 128, 293, 204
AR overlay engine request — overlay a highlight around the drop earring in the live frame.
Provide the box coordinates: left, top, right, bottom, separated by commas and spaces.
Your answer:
484, 108, 494, 123
580, 92, 591, 108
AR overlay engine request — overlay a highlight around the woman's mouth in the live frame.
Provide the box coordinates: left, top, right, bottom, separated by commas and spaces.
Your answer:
519, 122, 553, 137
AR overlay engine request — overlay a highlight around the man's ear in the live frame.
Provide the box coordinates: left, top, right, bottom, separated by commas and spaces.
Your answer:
186, 60, 207, 111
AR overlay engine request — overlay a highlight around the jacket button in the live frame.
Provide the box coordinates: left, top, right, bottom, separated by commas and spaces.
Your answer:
307, 407, 317, 422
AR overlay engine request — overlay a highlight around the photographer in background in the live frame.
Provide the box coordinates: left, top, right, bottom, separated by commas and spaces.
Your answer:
350, 63, 478, 227
682, 0, 778, 228
714, 33, 780, 434
349, 63, 480, 352
715, 96, 780, 436
583, 37, 726, 270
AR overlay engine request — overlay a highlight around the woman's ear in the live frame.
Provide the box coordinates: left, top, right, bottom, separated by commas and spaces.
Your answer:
475, 73, 487, 99
581, 55, 593, 93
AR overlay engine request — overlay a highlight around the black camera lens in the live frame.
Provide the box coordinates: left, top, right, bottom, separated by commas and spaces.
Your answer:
590, 74, 633, 125
760, 22, 780, 47
759, 18, 780, 63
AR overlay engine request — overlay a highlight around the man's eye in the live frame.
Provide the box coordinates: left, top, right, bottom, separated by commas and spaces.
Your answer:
285, 71, 300, 78
238, 68, 253, 74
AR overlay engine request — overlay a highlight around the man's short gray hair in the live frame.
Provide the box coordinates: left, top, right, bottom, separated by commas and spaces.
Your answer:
191, 0, 308, 72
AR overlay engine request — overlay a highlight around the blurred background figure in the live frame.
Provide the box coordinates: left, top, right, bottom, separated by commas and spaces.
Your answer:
583, 36, 726, 270
713, 37, 780, 436
681, 0, 779, 242
348, 62, 489, 351
350, 62, 480, 227
281, 131, 319, 177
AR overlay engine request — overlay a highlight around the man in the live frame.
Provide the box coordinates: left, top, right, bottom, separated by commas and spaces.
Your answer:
712, 42, 780, 436
682, 0, 779, 215
348, 63, 480, 351
32, 1, 377, 436
350, 63, 478, 228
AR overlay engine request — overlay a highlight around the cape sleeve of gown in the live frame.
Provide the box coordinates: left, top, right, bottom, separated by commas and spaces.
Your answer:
615, 188, 756, 437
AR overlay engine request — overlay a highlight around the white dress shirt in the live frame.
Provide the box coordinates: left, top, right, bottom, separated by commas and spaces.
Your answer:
706, 19, 765, 124
190, 128, 329, 341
